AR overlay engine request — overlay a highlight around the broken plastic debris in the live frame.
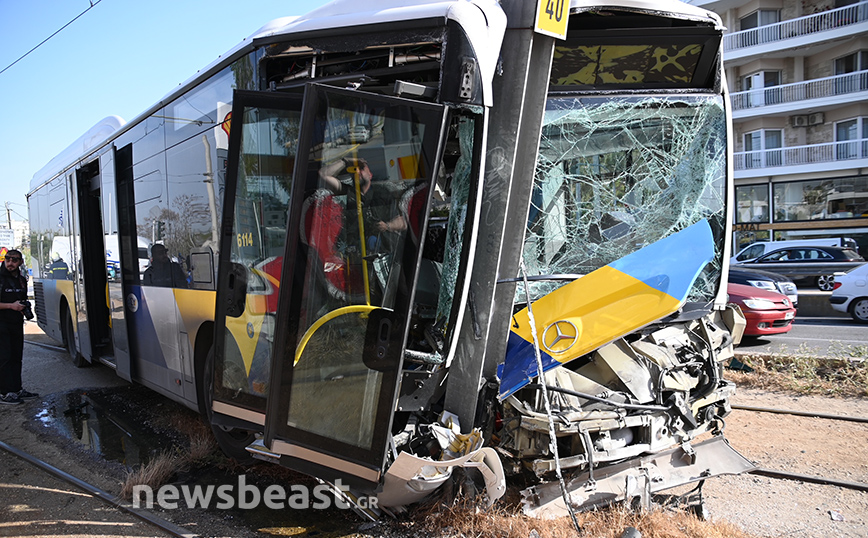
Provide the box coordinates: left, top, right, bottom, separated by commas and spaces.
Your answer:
376, 447, 506, 509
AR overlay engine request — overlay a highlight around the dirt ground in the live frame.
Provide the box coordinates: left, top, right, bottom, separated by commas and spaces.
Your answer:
698, 387, 868, 537
2, 323, 868, 537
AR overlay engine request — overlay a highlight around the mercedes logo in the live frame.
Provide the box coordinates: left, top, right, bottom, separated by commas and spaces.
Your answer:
542, 320, 580, 354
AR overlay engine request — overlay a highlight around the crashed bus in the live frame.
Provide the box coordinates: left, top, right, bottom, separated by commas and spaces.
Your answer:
28, 0, 751, 519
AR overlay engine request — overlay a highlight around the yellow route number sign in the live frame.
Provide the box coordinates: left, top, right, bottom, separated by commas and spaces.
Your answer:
535, 0, 569, 40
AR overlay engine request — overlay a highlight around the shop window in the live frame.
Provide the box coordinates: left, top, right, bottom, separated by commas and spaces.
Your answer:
773, 176, 868, 221
736, 184, 770, 223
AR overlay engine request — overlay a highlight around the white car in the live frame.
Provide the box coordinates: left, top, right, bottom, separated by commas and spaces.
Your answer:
829, 264, 868, 322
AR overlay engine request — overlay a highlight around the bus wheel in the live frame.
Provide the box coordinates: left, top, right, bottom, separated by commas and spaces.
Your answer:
202, 348, 256, 465
63, 308, 87, 368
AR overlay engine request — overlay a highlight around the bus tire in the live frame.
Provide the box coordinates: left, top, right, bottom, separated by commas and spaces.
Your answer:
203, 347, 256, 465
62, 307, 87, 368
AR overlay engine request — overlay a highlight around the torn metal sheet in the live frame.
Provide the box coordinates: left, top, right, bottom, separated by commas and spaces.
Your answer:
498, 219, 714, 399
520, 436, 755, 518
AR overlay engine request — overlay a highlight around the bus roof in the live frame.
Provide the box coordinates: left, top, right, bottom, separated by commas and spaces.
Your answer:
569, 0, 722, 26
29, 115, 126, 192
29, 0, 507, 194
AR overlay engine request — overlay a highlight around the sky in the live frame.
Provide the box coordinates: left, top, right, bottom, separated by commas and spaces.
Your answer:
0, 0, 328, 226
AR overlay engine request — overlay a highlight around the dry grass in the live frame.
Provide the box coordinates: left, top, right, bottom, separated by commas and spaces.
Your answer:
119, 407, 222, 500
729, 341, 868, 397
414, 500, 754, 538
164, 411, 219, 461
120, 451, 178, 499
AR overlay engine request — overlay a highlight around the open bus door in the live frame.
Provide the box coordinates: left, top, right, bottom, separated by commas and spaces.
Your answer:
211, 84, 449, 485
209, 90, 304, 458
70, 159, 113, 365
265, 85, 448, 488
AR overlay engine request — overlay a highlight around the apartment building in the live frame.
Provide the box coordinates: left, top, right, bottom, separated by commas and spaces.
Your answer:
688, 0, 868, 253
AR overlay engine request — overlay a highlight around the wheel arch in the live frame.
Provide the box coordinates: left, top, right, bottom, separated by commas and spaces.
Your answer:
848, 296, 868, 323
59, 296, 72, 347
194, 320, 215, 417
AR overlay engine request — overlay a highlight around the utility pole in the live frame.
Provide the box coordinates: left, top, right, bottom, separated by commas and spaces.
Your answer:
4, 201, 11, 229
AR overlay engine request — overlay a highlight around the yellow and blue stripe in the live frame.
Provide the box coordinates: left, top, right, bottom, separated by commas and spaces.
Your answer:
498, 219, 714, 399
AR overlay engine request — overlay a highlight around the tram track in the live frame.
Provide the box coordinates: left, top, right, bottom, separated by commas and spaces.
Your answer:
732, 403, 868, 493
0, 439, 198, 538
732, 403, 868, 424
24, 339, 66, 352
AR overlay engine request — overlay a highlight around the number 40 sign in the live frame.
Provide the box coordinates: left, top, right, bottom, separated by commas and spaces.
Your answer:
535, 0, 569, 40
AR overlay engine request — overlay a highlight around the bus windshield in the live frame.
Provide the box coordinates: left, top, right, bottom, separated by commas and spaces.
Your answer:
523, 94, 727, 303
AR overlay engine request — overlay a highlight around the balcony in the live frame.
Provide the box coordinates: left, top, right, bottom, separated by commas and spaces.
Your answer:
731, 71, 868, 118
734, 140, 868, 179
723, 2, 868, 63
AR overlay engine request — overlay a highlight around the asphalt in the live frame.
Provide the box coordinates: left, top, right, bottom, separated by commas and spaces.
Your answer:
797, 289, 849, 317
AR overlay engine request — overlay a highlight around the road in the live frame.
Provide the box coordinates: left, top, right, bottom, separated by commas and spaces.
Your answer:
735, 315, 868, 357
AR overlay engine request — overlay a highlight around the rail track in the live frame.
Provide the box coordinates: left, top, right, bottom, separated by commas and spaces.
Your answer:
0, 439, 198, 538
732, 404, 868, 493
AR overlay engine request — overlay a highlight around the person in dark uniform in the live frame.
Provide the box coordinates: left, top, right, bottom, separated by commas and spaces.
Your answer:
142, 244, 188, 288
48, 254, 69, 279
0, 250, 38, 405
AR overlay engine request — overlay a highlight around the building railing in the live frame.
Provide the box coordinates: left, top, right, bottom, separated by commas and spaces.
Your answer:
724, 1, 868, 52
734, 140, 868, 171
731, 71, 868, 110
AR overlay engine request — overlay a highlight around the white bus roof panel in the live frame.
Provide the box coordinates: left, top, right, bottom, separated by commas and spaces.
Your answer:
30, 115, 126, 191
170, 0, 506, 109
30, 1, 507, 193
569, 0, 723, 27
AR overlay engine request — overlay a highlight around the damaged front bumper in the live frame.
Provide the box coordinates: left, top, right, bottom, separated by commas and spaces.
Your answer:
521, 435, 755, 518
494, 303, 751, 516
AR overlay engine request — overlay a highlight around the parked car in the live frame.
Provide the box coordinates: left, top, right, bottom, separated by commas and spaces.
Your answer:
829, 264, 868, 323
730, 237, 856, 264
728, 266, 798, 308
733, 246, 865, 291
727, 282, 796, 337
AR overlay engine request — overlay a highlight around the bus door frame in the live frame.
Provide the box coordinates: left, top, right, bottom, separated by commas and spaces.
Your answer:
263, 84, 450, 488
70, 158, 113, 363
210, 89, 306, 433
106, 146, 132, 381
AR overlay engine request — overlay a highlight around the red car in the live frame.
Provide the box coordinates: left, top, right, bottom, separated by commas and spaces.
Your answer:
727, 282, 796, 336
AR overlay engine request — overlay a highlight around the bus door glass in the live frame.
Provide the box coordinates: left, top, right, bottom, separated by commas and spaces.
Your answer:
212, 90, 303, 427
265, 85, 448, 486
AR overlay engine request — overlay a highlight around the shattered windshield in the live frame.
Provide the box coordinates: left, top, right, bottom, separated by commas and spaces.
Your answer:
521, 94, 726, 303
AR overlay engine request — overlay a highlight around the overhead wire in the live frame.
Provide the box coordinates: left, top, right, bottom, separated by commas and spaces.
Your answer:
0, 0, 104, 76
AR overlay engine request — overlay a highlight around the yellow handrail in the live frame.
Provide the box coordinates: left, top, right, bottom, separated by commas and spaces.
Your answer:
294, 304, 376, 365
